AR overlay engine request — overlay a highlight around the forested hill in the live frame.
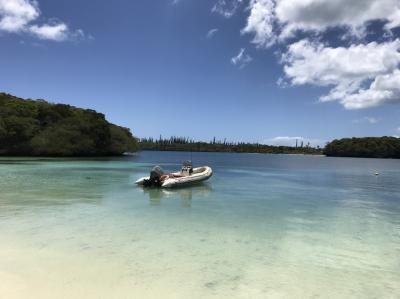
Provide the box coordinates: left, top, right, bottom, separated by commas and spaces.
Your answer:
324, 137, 400, 158
0, 93, 138, 156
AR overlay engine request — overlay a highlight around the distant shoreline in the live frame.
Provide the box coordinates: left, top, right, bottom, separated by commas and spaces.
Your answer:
0, 153, 130, 158
139, 150, 399, 159
139, 136, 400, 159
1, 150, 400, 159
139, 138, 322, 156
139, 148, 323, 156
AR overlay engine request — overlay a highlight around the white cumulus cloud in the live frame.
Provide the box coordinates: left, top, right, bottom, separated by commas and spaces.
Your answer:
281, 39, 400, 109
235, 0, 400, 109
0, 0, 38, 32
231, 48, 252, 68
243, 0, 400, 48
242, 0, 276, 48
0, 0, 84, 41
29, 23, 69, 41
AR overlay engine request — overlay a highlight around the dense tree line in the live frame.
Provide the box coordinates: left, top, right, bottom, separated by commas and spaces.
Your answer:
324, 137, 400, 158
139, 136, 322, 155
0, 93, 138, 156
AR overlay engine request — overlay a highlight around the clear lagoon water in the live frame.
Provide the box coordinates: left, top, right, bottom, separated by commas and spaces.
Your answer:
0, 151, 399, 299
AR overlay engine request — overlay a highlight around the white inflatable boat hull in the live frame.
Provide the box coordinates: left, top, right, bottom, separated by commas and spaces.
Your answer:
136, 166, 212, 188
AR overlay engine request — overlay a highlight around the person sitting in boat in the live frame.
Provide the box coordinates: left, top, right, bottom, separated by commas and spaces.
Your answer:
143, 163, 194, 187
159, 162, 193, 181
160, 173, 184, 181
160, 174, 177, 181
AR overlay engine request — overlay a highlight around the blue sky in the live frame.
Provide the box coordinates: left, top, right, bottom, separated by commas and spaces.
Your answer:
1, 0, 400, 146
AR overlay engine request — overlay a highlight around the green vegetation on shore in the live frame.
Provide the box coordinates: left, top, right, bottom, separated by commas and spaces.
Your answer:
324, 137, 400, 158
139, 137, 323, 155
0, 93, 138, 156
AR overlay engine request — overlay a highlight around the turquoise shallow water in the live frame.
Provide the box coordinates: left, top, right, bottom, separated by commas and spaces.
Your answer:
0, 151, 399, 298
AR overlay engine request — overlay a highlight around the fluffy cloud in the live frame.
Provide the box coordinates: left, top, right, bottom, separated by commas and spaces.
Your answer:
0, 0, 38, 32
276, 0, 400, 39
242, 0, 276, 48
281, 39, 400, 109
0, 0, 83, 41
29, 23, 69, 41
243, 0, 400, 48
212, 0, 243, 18
231, 48, 252, 68
342, 70, 400, 109
238, 0, 400, 109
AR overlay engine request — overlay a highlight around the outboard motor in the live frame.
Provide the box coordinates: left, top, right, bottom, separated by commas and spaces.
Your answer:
181, 161, 193, 176
143, 165, 164, 187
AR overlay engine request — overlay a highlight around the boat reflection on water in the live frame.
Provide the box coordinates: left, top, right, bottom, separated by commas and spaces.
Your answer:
141, 183, 212, 207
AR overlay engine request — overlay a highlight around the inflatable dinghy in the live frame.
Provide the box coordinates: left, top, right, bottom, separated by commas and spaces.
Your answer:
136, 161, 212, 188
